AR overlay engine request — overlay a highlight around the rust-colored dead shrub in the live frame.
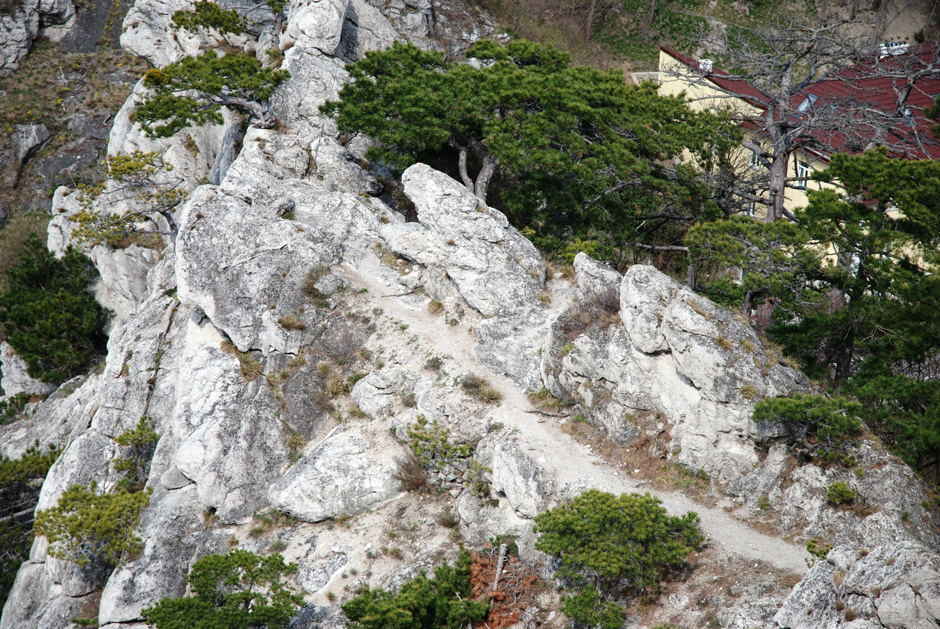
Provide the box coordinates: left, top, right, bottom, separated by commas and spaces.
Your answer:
470, 547, 539, 628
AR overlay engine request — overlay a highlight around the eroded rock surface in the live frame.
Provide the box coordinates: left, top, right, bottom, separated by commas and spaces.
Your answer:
772, 543, 940, 629
268, 426, 403, 522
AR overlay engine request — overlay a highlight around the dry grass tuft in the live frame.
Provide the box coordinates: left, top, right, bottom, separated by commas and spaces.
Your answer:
277, 314, 306, 331
427, 299, 444, 315
393, 452, 429, 492
461, 374, 502, 404
220, 341, 263, 381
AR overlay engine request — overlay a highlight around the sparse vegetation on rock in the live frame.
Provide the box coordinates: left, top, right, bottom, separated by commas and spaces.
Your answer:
33, 481, 151, 568
141, 549, 303, 628
72, 151, 186, 245
0, 442, 61, 606
753, 394, 862, 466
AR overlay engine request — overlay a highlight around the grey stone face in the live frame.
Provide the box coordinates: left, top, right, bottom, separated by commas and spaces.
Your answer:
772, 543, 940, 629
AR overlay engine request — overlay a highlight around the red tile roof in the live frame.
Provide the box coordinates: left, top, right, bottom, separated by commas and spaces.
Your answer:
661, 44, 940, 161
660, 46, 768, 108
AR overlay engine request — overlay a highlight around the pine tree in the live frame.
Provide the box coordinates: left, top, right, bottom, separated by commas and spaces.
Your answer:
0, 234, 108, 384
322, 39, 738, 262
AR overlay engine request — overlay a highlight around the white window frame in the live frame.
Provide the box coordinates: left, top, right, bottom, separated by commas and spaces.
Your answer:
795, 160, 811, 190
750, 148, 760, 169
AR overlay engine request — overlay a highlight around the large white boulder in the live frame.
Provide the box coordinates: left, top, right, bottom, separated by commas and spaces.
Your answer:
0, 342, 55, 400
386, 163, 545, 318
268, 426, 403, 522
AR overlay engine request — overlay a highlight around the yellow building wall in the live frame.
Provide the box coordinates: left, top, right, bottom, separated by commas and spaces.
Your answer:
658, 49, 842, 216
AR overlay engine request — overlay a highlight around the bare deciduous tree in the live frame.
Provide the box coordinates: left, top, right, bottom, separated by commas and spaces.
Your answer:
667, 19, 940, 221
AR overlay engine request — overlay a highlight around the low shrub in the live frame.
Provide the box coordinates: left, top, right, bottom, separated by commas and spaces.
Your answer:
141, 549, 303, 628
826, 482, 857, 506
393, 452, 429, 492
534, 490, 702, 625
33, 481, 151, 567
342, 549, 488, 629
461, 374, 502, 404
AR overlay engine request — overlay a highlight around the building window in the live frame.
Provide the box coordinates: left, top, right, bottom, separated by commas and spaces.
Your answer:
796, 93, 818, 113
795, 160, 811, 190
745, 199, 756, 216
750, 149, 760, 169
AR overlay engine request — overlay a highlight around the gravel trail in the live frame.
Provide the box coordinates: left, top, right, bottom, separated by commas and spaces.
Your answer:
338, 253, 811, 576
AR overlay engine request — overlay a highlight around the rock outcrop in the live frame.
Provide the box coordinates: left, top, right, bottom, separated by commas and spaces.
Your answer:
0, 0, 74, 75
382, 163, 550, 390
3, 0, 940, 626
771, 542, 940, 629
544, 263, 810, 479
0, 341, 55, 401
268, 426, 404, 522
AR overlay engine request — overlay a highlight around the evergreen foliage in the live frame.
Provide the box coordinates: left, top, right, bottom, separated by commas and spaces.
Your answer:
0, 392, 30, 426
558, 585, 625, 629
141, 549, 303, 629
847, 373, 940, 476
691, 150, 940, 480
171, 0, 246, 34
0, 442, 61, 606
826, 481, 857, 506
321, 39, 737, 263
113, 416, 160, 492
73, 151, 187, 245
533, 490, 702, 626
133, 50, 289, 138
342, 549, 489, 629
0, 234, 108, 385
752, 395, 863, 466
33, 481, 151, 567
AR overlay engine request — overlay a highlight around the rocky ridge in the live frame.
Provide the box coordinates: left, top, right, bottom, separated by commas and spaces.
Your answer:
0, 0, 938, 627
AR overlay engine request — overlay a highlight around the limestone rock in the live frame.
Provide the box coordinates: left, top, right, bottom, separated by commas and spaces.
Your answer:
337, 0, 402, 60
270, 48, 347, 126
0, 123, 50, 187
772, 542, 940, 629
170, 314, 290, 522
0, 562, 88, 629
207, 121, 241, 185
382, 163, 549, 389
388, 163, 546, 318
68, 114, 112, 140
573, 251, 621, 302
281, 0, 348, 56
89, 245, 161, 331
98, 484, 216, 625
768, 443, 940, 548
476, 435, 554, 518
455, 490, 539, 565
175, 185, 342, 354
545, 261, 810, 483
120, 0, 218, 67
350, 369, 398, 418
0, 0, 73, 76
0, 9, 38, 77
473, 307, 547, 392
268, 426, 403, 522
0, 342, 56, 400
